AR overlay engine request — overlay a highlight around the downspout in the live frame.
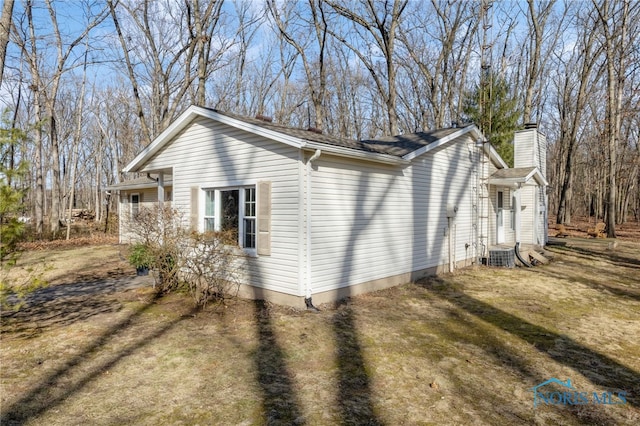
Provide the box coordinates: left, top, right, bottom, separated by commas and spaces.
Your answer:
513, 183, 531, 267
305, 149, 322, 311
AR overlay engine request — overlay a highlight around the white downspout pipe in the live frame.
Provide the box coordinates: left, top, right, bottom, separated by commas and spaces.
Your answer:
306, 149, 322, 307
515, 183, 522, 244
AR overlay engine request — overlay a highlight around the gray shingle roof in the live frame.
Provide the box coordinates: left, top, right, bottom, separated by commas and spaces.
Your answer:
105, 176, 172, 190
490, 167, 537, 179
207, 108, 462, 158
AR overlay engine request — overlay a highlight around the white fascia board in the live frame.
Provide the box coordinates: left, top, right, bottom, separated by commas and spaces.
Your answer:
402, 125, 482, 161
195, 107, 305, 149
105, 183, 156, 191
193, 108, 406, 164
489, 168, 548, 187
304, 142, 409, 165
487, 178, 519, 189
123, 107, 198, 173
527, 168, 549, 186
123, 105, 407, 172
487, 144, 509, 169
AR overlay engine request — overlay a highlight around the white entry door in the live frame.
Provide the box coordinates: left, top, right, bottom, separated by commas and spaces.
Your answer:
497, 190, 505, 244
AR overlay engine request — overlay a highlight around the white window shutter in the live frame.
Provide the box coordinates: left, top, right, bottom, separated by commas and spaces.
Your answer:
190, 186, 199, 231
257, 181, 271, 256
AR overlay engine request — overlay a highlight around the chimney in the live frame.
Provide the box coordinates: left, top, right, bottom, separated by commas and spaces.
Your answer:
307, 127, 323, 134
514, 124, 545, 177
255, 114, 273, 123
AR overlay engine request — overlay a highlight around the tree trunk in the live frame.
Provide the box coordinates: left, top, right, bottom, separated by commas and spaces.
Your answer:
0, 0, 14, 86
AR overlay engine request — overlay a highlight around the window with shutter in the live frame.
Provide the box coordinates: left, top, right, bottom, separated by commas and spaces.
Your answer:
197, 184, 267, 254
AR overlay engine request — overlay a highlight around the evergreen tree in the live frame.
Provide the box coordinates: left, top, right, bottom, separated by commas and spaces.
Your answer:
0, 111, 28, 263
462, 73, 521, 167
0, 111, 45, 309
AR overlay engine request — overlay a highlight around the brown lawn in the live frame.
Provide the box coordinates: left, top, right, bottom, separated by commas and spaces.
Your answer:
1, 229, 639, 425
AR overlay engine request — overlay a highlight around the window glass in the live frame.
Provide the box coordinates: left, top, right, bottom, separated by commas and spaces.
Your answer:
221, 189, 239, 240
131, 194, 140, 217
244, 187, 256, 249
204, 190, 215, 232
204, 187, 256, 250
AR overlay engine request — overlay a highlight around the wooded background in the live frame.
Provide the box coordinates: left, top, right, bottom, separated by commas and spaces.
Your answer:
1, 0, 638, 239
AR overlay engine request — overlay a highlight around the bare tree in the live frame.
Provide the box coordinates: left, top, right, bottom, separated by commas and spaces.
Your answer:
555, 5, 602, 225
593, 0, 631, 237
327, 0, 408, 136
522, 0, 559, 124
0, 0, 14, 86
108, 0, 231, 142
397, 0, 480, 129
267, 0, 329, 130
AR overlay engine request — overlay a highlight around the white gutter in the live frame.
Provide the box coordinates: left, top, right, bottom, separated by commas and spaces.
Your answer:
124, 105, 408, 173
402, 125, 481, 161
304, 142, 408, 165
306, 149, 322, 301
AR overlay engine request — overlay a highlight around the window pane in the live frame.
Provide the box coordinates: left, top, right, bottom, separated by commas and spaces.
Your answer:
131, 194, 139, 216
205, 218, 215, 232
244, 218, 256, 248
245, 187, 256, 217
222, 189, 239, 240
205, 190, 215, 216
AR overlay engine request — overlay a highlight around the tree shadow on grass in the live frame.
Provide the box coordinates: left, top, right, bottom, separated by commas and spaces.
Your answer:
542, 244, 640, 302
1, 292, 198, 425
333, 300, 383, 426
547, 240, 640, 270
415, 281, 625, 425
419, 278, 640, 411
252, 300, 306, 425
1, 276, 150, 336
535, 263, 640, 302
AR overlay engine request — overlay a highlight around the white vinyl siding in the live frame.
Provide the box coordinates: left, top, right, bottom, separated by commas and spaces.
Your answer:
309, 137, 479, 294
120, 188, 160, 243
519, 186, 537, 245
514, 128, 547, 246
141, 116, 301, 296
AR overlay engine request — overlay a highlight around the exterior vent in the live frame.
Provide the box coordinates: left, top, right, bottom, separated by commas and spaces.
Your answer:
307, 127, 323, 134
255, 114, 273, 123
524, 122, 538, 129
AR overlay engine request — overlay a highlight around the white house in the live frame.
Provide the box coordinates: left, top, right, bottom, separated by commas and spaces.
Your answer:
108, 106, 548, 307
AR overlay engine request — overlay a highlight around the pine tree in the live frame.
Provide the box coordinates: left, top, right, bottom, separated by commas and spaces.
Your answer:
462, 73, 521, 167
0, 111, 28, 263
1, 111, 46, 309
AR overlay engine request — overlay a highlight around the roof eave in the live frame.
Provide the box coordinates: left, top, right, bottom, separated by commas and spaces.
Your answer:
123, 106, 307, 173
489, 168, 548, 187
402, 125, 482, 161
304, 142, 409, 165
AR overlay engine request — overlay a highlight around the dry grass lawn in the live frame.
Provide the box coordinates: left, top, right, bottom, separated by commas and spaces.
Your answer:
1, 236, 639, 425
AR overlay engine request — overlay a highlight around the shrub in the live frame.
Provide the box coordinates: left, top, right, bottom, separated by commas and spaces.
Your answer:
127, 206, 243, 305
128, 243, 154, 269
183, 230, 242, 307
